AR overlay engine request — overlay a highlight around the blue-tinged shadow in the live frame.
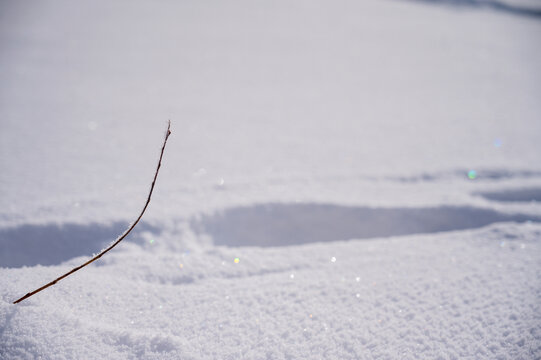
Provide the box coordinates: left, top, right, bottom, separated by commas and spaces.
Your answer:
192, 203, 540, 247
403, 0, 541, 19
477, 187, 541, 202
0, 222, 159, 268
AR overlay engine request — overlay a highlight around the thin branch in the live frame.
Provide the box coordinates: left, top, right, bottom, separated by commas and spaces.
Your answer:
13, 121, 172, 304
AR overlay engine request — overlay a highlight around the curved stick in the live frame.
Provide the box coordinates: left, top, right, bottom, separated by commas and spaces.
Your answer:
13, 121, 172, 304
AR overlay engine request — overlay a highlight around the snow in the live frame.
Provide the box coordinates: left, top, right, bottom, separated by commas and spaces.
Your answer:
1, 0, 541, 359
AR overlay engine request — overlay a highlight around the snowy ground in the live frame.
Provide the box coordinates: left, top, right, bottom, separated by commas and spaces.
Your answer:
1, 0, 541, 359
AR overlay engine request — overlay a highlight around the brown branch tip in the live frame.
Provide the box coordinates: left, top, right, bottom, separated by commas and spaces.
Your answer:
13, 120, 172, 304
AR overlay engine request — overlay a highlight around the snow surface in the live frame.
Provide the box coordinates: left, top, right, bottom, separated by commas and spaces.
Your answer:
1, 0, 541, 359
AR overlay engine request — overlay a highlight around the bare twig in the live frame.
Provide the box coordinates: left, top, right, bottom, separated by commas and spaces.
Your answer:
13, 121, 172, 304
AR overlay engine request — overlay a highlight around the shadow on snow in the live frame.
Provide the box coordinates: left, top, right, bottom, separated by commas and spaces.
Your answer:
192, 203, 540, 247
401, 0, 541, 19
3, 200, 540, 267
0, 222, 158, 268
476, 187, 541, 202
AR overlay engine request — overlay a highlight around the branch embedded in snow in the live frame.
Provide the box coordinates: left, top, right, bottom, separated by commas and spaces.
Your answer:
13, 121, 172, 304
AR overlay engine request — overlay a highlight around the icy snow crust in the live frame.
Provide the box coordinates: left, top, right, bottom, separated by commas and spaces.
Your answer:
1, 0, 541, 359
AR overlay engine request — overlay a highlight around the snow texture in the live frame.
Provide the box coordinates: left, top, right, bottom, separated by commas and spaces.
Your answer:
1, 0, 541, 359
